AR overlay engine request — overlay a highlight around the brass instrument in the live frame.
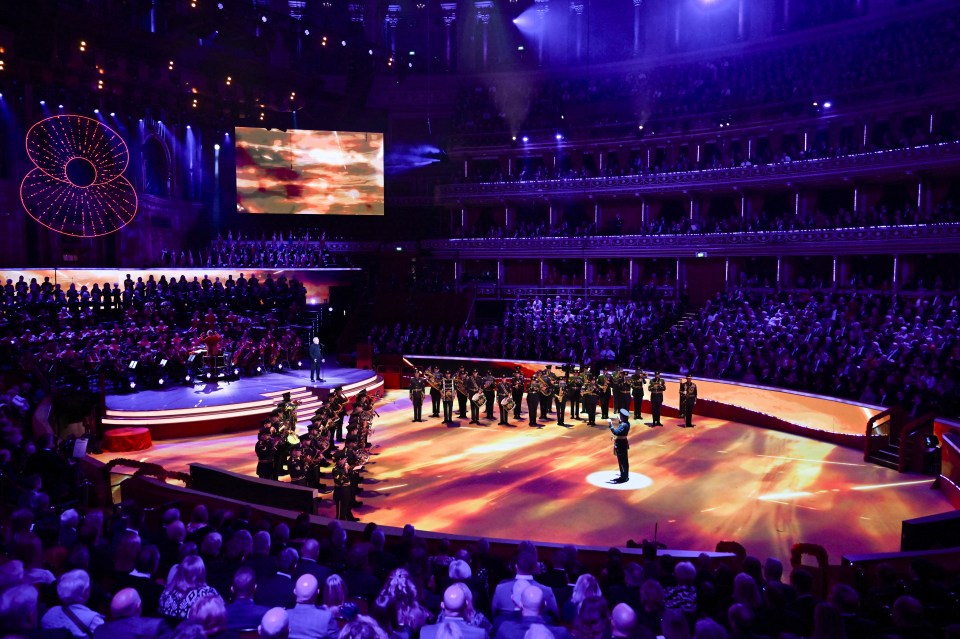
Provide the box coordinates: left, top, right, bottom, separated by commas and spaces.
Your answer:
555, 383, 566, 403
454, 374, 467, 397
582, 380, 598, 396
423, 369, 441, 392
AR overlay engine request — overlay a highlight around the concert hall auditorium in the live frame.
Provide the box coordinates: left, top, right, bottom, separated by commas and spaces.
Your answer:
2, 0, 960, 637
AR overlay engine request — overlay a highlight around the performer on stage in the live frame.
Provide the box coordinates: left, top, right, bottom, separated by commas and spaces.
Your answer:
255, 431, 277, 480
679, 374, 698, 428
409, 370, 426, 422
496, 377, 511, 426
539, 365, 555, 420
482, 370, 496, 420
441, 370, 455, 424
329, 387, 348, 442
466, 370, 481, 425
608, 409, 631, 483
630, 369, 647, 420
526, 374, 540, 427
455, 367, 469, 419
598, 369, 612, 420
309, 337, 323, 382
616, 370, 632, 417
202, 329, 222, 380
568, 368, 583, 420
511, 366, 525, 421
582, 373, 599, 426
555, 380, 569, 427
288, 446, 307, 486
429, 366, 442, 418
333, 457, 358, 521
648, 372, 665, 427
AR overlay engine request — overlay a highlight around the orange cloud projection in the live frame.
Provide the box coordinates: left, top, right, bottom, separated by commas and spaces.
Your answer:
236, 127, 384, 216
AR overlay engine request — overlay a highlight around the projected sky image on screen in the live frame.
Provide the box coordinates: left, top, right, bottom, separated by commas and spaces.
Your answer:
235, 127, 384, 215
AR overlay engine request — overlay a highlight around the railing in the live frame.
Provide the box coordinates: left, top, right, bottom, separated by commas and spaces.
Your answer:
435, 142, 960, 202
898, 412, 937, 474
864, 407, 903, 462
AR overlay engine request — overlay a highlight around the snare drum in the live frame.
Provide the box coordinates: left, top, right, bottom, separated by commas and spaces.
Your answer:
472, 391, 486, 407
500, 396, 516, 411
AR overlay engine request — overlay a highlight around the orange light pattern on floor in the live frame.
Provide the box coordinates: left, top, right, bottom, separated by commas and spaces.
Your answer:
92, 390, 950, 561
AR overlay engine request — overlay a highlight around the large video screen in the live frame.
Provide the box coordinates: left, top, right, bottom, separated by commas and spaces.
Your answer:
235, 127, 384, 215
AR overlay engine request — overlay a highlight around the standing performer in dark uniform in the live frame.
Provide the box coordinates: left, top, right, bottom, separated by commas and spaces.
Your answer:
582, 374, 599, 426
333, 458, 357, 521
288, 447, 307, 486
455, 367, 469, 419
255, 431, 277, 480
482, 370, 496, 420
568, 368, 583, 420
441, 370, 456, 424
555, 380, 569, 427
466, 370, 481, 425
616, 370, 632, 417
630, 369, 647, 420
526, 374, 540, 427
428, 366, 442, 418
539, 365, 555, 420
648, 372, 665, 427
409, 370, 426, 422
496, 377, 511, 426
598, 369, 612, 420
608, 408, 631, 483
679, 374, 698, 428
309, 337, 323, 383
511, 367, 525, 421
329, 387, 347, 442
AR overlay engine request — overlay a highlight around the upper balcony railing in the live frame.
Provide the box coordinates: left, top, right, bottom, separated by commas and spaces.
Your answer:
436, 142, 960, 204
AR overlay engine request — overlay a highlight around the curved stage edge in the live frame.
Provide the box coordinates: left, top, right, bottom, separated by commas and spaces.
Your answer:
404, 356, 878, 449
102, 366, 383, 439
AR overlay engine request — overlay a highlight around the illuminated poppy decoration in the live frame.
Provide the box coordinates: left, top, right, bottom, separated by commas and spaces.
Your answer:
20, 115, 138, 237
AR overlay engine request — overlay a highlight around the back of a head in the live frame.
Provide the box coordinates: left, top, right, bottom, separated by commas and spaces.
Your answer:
301, 538, 320, 561
892, 596, 924, 629
519, 583, 544, 615
660, 609, 690, 639
515, 551, 537, 576
188, 594, 227, 635
339, 614, 390, 639
448, 559, 472, 582
57, 569, 91, 605
278, 547, 299, 573
110, 588, 143, 619
135, 544, 161, 576
442, 584, 467, 616
259, 607, 290, 639
763, 557, 784, 582
0, 560, 24, 592
0, 584, 39, 630
176, 555, 208, 590
523, 624, 555, 639
830, 583, 860, 614
812, 602, 845, 639
791, 567, 814, 594
434, 620, 465, 639
233, 566, 258, 599
295, 574, 320, 604
727, 603, 753, 632
674, 561, 697, 585
693, 618, 728, 639
254, 530, 272, 555
610, 603, 637, 638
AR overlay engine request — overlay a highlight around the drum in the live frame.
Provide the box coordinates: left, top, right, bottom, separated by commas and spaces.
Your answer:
472, 391, 486, 407
500, 396, 516, 411
443, 389, 455, 401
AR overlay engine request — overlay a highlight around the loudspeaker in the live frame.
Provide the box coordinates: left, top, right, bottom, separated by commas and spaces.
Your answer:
901, 510, 960, 551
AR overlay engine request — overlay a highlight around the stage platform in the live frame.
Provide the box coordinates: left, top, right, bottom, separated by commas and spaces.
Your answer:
91, 387, 953, 563
102, 367, 383, 439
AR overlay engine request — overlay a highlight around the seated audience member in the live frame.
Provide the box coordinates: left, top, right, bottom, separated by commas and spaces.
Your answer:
787, 568, 820, 637
338, 615, 390, 639
660, 609, 691, 639
495, 582, 570, 639
809, 602, 846, 639
563, 574, 601, 623
664, 562, 698, 616
294, 539, 332, 583
422, 585, 489, 639
372, 568, 431, 639
491, 551, 560, 621
611, 603, 652, 639
226, 567, 268, 632
255, 548, 298, 609
692, 619, 728, 639
186, 594, 229, 639
887, 596, 937, 639
636, 579, 665, 636
114, 545, 164, 617
318, 574, 348, 618
829, 583, 877, 638
570, 596, 610, 639
726, 603, 766, 639
287, 574, 339, 639
41, 569, 106, 638
159, 556, 219, 622
94, 588, 168, 639
437, 583, 492, 635
1, 583, 71, 639
259, 608, 289, 639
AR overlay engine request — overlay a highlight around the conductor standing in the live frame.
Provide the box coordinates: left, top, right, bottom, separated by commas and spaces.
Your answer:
608, 408, 631, 483
309, 337, 324, 382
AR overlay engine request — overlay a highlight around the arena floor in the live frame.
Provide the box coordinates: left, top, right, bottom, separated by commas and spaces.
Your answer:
93, 389, 952, 562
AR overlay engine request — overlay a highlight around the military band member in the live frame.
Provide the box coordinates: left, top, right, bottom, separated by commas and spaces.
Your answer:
649, 372, 666, 426
496, 378, 511, 426
455, 368, 469, 419
539, 365, 556, 419
288, 447, 307, 486
679, 374, 698, 428
526, 374, 540, 427
441, 370, 456, 424
616, 370, 632, 416
255, 431, 277, 480
555, 380, 569, 427
429, 366, 442, 418
329, 387, 347, 442
409, 370, 426, 422
582, 373, 599, 426
630, 370, 647, 420
608, 408, 631, 483
511, 367, 525, 420
466, 370, 482, 425
333, 458, 358, 521
568, 369, 583, 420
598, 369, 613, 420
482, 370, 496, 420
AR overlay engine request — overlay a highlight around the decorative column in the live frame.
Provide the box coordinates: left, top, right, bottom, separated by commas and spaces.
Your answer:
441, 3, 457, 71
475, 1, 493, 69
535, 0, 550, 64
570, 2, 584, 62
633, 0, 643, 56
